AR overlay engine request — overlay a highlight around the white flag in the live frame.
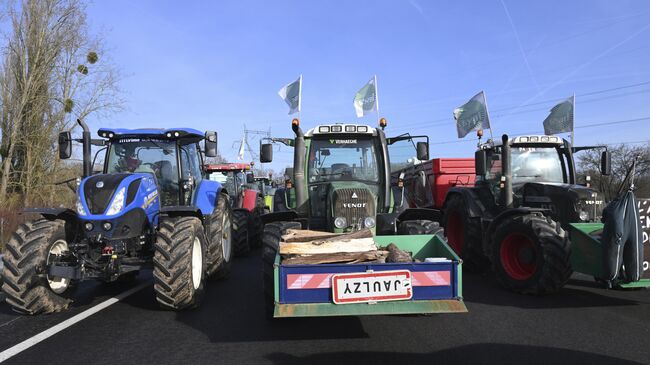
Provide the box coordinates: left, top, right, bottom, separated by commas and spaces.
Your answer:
353, 76, 379, 118
278, 75, 302, 115
543, 96, 574, 135
453, 91, 491, 138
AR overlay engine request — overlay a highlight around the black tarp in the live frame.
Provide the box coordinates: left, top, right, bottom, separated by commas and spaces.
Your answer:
601, 190, 644, 282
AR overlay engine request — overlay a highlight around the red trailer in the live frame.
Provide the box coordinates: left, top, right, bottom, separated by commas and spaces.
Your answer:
396, 158, 475, 210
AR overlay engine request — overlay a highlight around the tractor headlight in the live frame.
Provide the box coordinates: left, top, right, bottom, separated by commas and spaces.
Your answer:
76, 198, 87, 216
579, 210, 589, 221
106, 187, 126, 216
364, 217, 376, 228
334, 217, 347, 229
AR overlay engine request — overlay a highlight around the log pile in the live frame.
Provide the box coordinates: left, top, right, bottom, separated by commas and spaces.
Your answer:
279, 229, 414, 265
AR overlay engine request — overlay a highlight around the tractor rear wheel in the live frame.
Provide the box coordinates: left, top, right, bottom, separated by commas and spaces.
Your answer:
206, 193, 233, 280
249, 197, 266, 249
442, 194, 490, 272
232, 210, 250, 256
154, 216, 207, 310
2, 219, 77, 315
397, 220, 443, 235
262, 221, 301, 320
491, 214, 572, 294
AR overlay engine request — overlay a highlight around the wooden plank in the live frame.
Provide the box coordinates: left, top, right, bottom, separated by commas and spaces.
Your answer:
279, 237, 377, 255
282, 229, 341, 243
282, 250, 388, 265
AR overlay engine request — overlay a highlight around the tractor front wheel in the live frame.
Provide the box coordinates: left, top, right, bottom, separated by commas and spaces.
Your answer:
2, 219, 77, 315
154, 216, 207, 310
262, 221, 301, 320
491, 214, 572, 294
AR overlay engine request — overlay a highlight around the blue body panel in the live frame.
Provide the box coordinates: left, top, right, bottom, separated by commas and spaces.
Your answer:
78, 173, 160, 237
279, 261, 459, 304
193, 180, 222, 216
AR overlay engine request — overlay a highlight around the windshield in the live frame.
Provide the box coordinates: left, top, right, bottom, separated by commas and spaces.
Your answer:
106, 140, 179, 204
208, 170, 244, 196
307, 138, 380, 183
490, 147, 564, 184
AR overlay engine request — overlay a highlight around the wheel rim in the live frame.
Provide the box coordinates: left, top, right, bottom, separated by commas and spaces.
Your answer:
47, 239, 70, 294
191, 237, 202, 290
499, 233, 538, 280
446, 212, 464, 254
222, 211, 232, 262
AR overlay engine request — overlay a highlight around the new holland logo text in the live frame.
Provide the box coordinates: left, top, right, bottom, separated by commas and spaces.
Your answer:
343, 203, 366, 208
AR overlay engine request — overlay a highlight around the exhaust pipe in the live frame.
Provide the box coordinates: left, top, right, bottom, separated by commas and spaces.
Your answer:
500, 134, 513, 208
78, 119, 92, 178
292, 122, 306, 211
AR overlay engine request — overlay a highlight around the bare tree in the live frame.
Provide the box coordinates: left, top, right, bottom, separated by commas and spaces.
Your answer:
0, 0, 123, 206
577, 143, 650, 201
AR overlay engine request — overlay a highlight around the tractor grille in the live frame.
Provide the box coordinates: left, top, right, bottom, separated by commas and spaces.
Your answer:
332, 188, 375, 228
83, 174, 129, 215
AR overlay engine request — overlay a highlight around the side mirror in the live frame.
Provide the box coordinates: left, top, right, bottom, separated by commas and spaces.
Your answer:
475, 150, 487, 175
204, 131, 218, 157
416, 142, 429, 161
285, 167, 294, 179
601, 151, 611, 176
59, 132, 72, 159
260, 143, 273, 163
246, 174, 255, 184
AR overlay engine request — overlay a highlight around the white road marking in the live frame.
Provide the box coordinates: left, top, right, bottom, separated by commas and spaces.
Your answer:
0, 281, 149, 363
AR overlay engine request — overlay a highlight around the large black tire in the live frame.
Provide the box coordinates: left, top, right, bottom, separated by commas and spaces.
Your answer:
397, 220, 444, 235
262, 221, 301, 320
491, 214, 572, 295
154, 216, 207, 310
442, 194, 490, 272
232, 210, 250, 256
2, 219, 78, 315
206, 193, 233, 280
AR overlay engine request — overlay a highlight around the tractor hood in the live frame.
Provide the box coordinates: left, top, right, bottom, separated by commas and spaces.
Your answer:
519, 182, 605, 225
77, 173, 159, 218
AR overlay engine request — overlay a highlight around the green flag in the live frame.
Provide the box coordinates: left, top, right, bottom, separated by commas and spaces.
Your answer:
454, 91, 490, 138
278, 75, 302, 115
354, 76, 378, 118
543, 96, 574, 135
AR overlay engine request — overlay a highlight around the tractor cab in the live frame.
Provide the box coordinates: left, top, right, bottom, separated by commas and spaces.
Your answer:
474, 134, 611, 225
205, 163, 253, 207
260, 119, 429, 233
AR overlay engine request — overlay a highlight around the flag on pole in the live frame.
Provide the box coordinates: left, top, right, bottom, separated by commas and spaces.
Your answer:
278, 75, 302, 115
353, 76, 378, 118
543, 96, 574, 135
453, 91, 491, 138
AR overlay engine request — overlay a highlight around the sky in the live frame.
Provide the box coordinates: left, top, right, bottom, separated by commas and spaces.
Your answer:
83, 0, 650, 170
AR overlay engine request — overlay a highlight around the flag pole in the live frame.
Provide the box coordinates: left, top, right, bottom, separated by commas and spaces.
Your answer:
482, 90, 495, 142
570, 93, 575, 147
374, 75, 380, 123
298, 74, 303, 122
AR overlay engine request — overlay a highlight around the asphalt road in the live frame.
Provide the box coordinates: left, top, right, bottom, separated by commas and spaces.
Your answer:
1, 250, 649, 365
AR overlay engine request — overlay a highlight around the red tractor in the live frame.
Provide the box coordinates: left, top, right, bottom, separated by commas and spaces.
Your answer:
206, 163, 266, 256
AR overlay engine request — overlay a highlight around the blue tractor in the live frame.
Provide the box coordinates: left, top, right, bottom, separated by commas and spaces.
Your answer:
2, 120, 233, 314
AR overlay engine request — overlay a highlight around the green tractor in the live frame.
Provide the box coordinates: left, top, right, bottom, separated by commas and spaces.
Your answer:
441, 133, 647, 293
258, 119, 466, 319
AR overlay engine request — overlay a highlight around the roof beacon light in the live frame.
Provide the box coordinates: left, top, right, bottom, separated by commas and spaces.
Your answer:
292, 118, 300, 126
379, 118, 387, 129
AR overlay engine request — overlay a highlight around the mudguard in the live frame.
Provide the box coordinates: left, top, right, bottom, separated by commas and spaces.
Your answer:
160, 206, 203, 219
444, 187, 485, 218
193, 179, 223, 216
24, 208, 77, 222
397, 208, 441, 223
261, 210, 299, 225
601, 190, 643, 281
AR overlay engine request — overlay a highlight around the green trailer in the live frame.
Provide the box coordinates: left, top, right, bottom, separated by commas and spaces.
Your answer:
264, 230, 466, 318
570, 223, 650, 289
